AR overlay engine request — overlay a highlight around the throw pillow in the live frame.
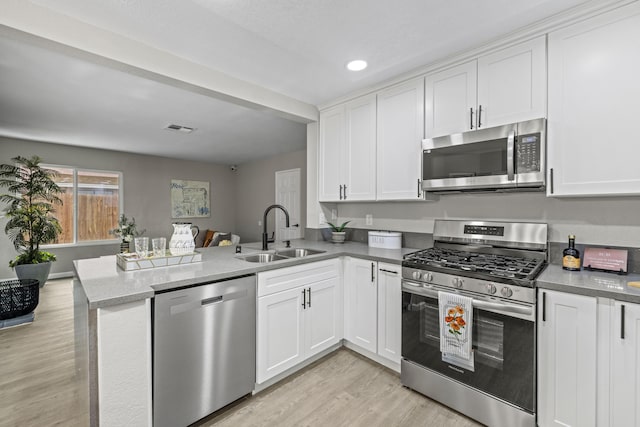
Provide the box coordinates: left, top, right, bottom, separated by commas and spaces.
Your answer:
209, 232, 232, 247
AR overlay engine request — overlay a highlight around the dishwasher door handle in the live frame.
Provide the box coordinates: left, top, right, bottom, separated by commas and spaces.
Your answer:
170, 289, 249, 315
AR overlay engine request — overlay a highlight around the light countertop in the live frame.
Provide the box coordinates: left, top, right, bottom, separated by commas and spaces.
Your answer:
537, 264, 640, 304
74, 239, 418, 309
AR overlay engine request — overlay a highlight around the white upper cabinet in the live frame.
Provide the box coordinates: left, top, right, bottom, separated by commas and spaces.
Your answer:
547, 3, 640, 196
477, 36, 546, 128
318, 94, 376, 202
318, 105, 344, 201
425, 36, 546, 139
376, 77, 425, 200
425, 61, 477, 139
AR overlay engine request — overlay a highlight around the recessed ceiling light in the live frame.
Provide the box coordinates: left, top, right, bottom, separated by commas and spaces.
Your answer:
346, 60, 368, 71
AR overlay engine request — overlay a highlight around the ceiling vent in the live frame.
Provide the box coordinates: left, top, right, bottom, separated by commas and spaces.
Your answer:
165, 124, 195, 133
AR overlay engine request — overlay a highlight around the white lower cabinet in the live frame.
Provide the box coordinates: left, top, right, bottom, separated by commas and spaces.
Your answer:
256, 259, 342, 384
377, 262, 402, 364
344, 257, 401, 366
611, 300, 640, 426
538, 289, 640, 427
537, 289, 597, 427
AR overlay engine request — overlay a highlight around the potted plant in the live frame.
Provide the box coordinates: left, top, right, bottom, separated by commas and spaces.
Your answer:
109, 214, 145, 253
0, 156, 63, 287
327, 221, 350, 243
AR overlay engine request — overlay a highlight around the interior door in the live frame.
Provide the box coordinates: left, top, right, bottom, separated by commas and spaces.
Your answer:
275, 168, 301, 241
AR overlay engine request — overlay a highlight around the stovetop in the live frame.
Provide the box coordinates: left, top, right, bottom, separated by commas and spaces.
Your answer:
403, 247, 546, 282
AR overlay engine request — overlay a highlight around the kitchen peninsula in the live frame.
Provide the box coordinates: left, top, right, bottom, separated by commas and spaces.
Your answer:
73, 240, 415, 426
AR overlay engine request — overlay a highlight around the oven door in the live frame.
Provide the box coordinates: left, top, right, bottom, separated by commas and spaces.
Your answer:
401, 280, 536, 413
422, 122, 517, 191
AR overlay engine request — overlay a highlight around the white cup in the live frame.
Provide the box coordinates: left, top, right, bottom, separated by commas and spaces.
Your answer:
152, 237, 166, 257
134, 237, 149, 258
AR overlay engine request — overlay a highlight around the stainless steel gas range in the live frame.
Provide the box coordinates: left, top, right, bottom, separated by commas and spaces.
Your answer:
400, 219, 547, 427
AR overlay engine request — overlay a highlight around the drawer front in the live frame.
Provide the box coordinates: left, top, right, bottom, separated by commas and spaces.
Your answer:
258, 259, 340, 297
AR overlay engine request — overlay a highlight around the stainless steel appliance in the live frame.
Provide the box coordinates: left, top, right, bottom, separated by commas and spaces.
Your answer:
401, 219, 547, 427
421, 118, 546, 192
153, 275, 256, 427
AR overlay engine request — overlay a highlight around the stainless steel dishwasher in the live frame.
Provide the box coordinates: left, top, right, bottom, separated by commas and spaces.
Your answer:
153, 275, 256, 427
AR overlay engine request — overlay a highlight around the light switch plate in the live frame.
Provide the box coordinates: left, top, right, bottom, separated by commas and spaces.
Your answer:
331, 209, 337, 220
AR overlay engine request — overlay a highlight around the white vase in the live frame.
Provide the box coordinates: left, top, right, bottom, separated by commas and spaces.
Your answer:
169, 223, 196, 255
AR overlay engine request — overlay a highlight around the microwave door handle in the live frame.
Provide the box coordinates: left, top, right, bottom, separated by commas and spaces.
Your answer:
507, 130, 516, 181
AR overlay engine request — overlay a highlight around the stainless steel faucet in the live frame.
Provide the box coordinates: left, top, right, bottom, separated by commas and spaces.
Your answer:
262, 204, 290, 250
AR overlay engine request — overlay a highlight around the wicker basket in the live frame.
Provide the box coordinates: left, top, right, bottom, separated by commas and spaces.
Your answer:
0, 279, 40, 320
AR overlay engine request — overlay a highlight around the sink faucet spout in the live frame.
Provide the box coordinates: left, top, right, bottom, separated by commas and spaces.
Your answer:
262, 204, 290, 251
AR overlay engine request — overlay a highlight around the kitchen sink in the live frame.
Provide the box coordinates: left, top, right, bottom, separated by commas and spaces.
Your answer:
240, 253, 289, 263
276, 248, 326, 258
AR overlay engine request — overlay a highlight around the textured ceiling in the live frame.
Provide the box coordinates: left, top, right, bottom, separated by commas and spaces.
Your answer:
0, 0, 593, 164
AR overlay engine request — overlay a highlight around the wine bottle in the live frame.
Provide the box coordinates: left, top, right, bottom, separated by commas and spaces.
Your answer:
562, 235, 581, 271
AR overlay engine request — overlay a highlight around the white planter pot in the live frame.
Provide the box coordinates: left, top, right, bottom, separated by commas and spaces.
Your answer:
331, 231, 346, 243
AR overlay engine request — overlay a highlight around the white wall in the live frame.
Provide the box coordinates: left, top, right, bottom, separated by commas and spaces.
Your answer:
0, 137, 237, 280
327, 193, 640, 247
235, 149, 307, 243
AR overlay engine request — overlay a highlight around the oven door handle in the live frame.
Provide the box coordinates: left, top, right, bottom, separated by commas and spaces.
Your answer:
402, 281, 534, 316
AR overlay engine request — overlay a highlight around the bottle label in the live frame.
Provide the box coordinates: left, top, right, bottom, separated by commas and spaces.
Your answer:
563, 255, 581, 269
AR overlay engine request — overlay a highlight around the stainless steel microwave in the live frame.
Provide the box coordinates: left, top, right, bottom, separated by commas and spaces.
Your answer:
421, 118, 546, 193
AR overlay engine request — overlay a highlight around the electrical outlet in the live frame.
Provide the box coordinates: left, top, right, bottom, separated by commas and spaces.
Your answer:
319, 212, 327, 225
331, 209, 337, 220
365, 214, 373, 225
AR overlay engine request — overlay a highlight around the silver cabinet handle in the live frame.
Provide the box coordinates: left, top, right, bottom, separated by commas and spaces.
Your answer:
621, 304, 626, 339
371, 262, 375, 282
549, 168, 554, 194
542, 292, 546, 322
379, 268, 398, 274
470, 107, 474, 130
339, 185, 343, 200
302, 288, 306, 309
477, 105, 483, 128
343, 184, 347, 200
507, 129, 515, 181
307, 288, 311, 308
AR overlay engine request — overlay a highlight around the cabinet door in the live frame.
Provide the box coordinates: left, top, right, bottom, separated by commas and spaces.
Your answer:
547, 3, 640, 196
256, 287, 305, 384
344, 94, 376, 201
318, 105, 344, 201
377, 262, 401, 364
537, 289, 597, 427
477, 36, 546, 128
305, 275, 342, 358
425, 60, 477, 138
376, 77, 425, 200
344, 258, 378, 353
611, 301, 640, 426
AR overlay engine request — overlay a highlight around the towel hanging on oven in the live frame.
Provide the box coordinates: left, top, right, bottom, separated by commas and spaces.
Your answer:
439, 291, 474, 370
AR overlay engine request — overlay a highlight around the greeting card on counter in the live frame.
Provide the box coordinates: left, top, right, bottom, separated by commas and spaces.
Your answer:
583, 247, 628, 274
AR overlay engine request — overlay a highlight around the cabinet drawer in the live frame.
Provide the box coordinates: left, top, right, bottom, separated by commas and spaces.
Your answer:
258, 259, 340, 297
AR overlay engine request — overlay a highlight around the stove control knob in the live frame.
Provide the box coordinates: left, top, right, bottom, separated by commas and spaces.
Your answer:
486, 284, 497, 294
452, 278, 463, 288
412, 271, 421, 280
500, 287, 513, 298
423, 272, 434, 282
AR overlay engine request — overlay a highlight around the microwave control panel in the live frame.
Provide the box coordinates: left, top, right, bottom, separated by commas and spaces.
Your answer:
516, 133, 541, 173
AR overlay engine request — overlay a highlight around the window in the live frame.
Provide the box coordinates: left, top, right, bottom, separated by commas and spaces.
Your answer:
44, 166, 122, 245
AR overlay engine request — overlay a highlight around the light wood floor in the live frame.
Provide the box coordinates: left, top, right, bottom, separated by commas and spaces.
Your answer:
0, 278, 480, 427
0, 278, 88, 427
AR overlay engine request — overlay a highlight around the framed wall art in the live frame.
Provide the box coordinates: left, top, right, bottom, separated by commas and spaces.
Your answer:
170, 179, 210, 218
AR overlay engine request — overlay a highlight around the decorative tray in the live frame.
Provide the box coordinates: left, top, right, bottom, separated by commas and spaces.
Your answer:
116, 251, 202, 271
